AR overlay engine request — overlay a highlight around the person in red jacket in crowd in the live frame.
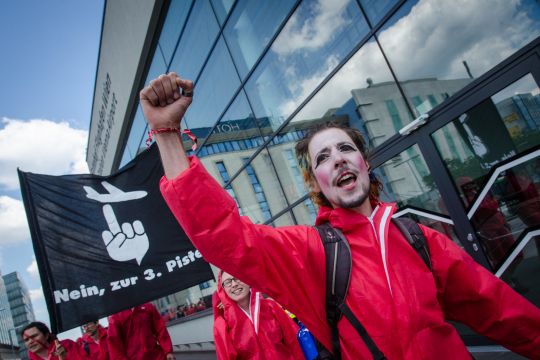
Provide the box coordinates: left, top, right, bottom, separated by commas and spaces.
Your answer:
107, 302, 175, 360
140, 73, 540, 359
213, 270, 304, 359
22, 321, 82, 360
77, 320, 109, 360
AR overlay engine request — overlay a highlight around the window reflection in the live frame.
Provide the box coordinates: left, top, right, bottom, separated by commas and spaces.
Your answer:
376, 145, 461, 245
211, 0, 234, 24
153, 280, 216, 325
377, 0, 540, 117
224, 0, 296, 79
433, 74, 540, 269
290, 39, 409, 147
169, 0, 220, 81
358, 0, 398, 25
228, 149, 289, 224
245, 0, 368, 131
183, 36, 241, 134
158, 0, 192, 65
123, 105, 147, 161
145, 50, 167, 86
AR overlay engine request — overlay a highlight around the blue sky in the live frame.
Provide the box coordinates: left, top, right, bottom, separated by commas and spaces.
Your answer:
0, 0, 104, 339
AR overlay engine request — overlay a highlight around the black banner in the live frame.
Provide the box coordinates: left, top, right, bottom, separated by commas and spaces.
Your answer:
18, 145, 214, 333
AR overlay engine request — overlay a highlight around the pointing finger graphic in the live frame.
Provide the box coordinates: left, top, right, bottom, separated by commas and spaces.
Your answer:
103, 204, 121, 235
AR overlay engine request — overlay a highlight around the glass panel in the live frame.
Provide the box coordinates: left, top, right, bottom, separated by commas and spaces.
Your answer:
496, 237, 540, 304
292, 196, 318, 226
377, 144, 462, 246
194, 90, 256, 154
228, 149, 289, 224
289, 38, 411, 148
125, 105, 147, 159
358, 0, 399, 25
145, 50, 167, 85
245, 0, 369, 131
211, 0, 234, 24
270, 209, 296, 227
159, 0, 192, 66
433, 74, 540, 269
377, 0, 540, 117
183, 36, 241, 135
153, 281, 217, 324
169, 0, 220, 81
224, 0, 295, 80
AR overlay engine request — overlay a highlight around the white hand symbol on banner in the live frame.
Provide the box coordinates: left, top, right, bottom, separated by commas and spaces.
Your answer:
84, 182, 150, 265
101, 204, 149, 265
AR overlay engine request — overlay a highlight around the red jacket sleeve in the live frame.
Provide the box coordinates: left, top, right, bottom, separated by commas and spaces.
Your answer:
213, 316, 237, 360
423, 225, 540, 358
106, 316, 128, 360
150, 304, 173, 355
61, 339, 84, 360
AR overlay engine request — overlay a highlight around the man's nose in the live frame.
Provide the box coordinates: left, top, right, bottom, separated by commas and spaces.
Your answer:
333, 151, 347, 168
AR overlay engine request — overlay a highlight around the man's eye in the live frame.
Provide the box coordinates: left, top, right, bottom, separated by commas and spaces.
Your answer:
339, 144, 355, 152
315, 154, 328, 166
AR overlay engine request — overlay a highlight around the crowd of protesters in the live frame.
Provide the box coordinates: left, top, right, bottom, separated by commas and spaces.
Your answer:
21, 303, 174, 360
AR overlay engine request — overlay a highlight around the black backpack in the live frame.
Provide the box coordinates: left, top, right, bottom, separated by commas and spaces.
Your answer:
314, 217, 432, 360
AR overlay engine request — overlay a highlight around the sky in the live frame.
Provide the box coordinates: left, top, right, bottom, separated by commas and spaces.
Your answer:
0, 0, 105, 340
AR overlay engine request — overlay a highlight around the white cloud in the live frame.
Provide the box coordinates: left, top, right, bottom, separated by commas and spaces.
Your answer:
0, 118, 89, 191
29, 286, 44, 302
289, 0, 538, 122
27, 257, 39, 278
377, 0, 537, 81
0, 196, 31, 246
272, 0, 351, 56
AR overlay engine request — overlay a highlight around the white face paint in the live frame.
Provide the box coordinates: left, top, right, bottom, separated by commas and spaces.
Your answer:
308, 128, 372, 215
221, 272, 250, 303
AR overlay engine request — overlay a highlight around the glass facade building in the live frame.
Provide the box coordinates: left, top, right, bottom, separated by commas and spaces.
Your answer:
3, 272, 35, 360
92, 0, 540, 350
0, 273, 15, 350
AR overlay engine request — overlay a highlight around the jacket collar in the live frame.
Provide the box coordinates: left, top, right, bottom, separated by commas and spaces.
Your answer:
315, 202, 397, 233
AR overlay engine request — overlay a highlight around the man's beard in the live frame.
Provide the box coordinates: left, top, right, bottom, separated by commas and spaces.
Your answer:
335, 182, 370, 209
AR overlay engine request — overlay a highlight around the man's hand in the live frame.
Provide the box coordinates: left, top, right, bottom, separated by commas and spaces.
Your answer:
54, 340, 67, 360
166, 353, 176, 360
140, 72, 193, 130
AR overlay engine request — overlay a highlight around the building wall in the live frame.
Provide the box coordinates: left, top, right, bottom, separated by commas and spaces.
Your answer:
0, 273, 15, 348
87, 0, 165, 175
89, 0, 540, 347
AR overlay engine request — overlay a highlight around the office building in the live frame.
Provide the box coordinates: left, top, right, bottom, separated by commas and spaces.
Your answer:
89, 0, 540, 355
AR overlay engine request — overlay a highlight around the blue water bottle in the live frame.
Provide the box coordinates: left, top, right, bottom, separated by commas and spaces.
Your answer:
297, 321, 319, 360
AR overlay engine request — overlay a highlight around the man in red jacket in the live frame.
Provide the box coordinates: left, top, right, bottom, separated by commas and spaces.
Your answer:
77, 320, 109, 360
22, 322, 81, 360
107, 303, 175, 360
140, 73, 540, 359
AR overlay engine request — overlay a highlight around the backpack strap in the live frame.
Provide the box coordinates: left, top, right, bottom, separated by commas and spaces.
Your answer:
392, 217, 432, 271
315, 223, 386, 360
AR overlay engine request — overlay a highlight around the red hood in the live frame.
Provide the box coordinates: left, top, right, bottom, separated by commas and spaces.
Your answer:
213, 271, 261, 332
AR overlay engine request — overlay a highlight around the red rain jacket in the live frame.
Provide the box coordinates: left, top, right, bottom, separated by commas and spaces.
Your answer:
213, 272, 304, 359
107, 303, 173, 360
161, 156, 540, 359
77, 325, 109, 360
28, 339, 82, 360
